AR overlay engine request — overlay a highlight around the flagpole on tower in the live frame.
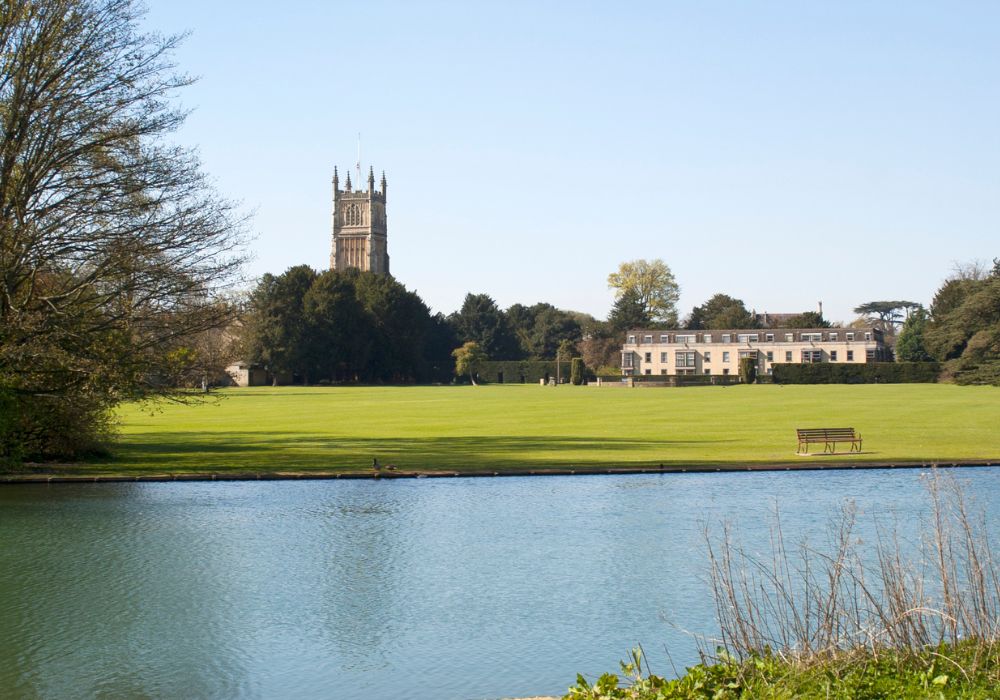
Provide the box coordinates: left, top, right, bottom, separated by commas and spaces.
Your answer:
356, 132, 362, 190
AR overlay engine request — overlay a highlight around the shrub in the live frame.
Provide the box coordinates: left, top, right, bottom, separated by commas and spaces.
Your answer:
0, 391, 113, 469
738, 357, 756, 384
772, 361, 939, 384
570, 357, 584, 385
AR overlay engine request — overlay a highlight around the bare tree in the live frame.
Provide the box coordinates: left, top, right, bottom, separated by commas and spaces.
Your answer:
0, 0, 248, 460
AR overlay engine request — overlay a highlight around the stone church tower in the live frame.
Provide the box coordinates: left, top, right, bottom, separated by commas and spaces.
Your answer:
330, 165, 389, 275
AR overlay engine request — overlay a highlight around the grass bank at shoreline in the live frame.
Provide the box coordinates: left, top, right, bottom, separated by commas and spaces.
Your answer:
5, 384, 999, 479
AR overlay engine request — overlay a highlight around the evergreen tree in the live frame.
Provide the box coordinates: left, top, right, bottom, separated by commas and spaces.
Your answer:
608, 288, 651, 331
245, 266, 317, 383
449, 293, 521, 359
687, 294, 757, 329
895, 308, 932, 362
303, 271, 373, 383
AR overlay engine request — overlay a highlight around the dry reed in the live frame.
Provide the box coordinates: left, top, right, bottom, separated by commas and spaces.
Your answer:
703, 469, 1000, 676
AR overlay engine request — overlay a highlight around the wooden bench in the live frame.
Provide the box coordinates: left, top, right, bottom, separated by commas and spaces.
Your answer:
796, 428, 862, 455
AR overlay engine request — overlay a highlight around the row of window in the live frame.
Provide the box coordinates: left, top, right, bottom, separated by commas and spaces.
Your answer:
636, 349, 858, 364
626, 331, 872, 345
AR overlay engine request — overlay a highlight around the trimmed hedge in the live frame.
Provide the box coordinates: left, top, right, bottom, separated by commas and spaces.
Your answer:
570, 358, 584, 386
631, 374, 742, 386
772, 362, 940, 384
478, 360, 563, 384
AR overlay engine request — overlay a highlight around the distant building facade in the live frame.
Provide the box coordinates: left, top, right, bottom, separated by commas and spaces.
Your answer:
330, 165, 389, 275
621, 327, 887, 377
225, 361, 269, 387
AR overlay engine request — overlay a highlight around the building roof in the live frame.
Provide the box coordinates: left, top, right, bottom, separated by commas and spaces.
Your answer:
626, 326, 880, 335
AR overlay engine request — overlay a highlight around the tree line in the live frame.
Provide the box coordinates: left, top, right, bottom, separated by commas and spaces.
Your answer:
240, 267, 599, 383
895, 259, 1000, 384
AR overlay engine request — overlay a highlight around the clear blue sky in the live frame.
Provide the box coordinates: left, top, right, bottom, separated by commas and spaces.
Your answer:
144, 1, 999, 323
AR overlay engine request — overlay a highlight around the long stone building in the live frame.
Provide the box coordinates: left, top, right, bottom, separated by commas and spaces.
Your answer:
330, 165, 389, 275
621, 327, 887, 377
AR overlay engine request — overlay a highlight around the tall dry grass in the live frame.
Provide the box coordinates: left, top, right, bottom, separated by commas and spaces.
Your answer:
704, 469, 1000, 674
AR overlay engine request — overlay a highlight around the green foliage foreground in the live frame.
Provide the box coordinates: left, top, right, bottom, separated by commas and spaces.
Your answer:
565, 643, 1000, 699
48, 383, 1000, 475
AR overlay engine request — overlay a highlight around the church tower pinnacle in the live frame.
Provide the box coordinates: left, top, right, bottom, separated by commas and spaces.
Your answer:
330, 164, 389, 275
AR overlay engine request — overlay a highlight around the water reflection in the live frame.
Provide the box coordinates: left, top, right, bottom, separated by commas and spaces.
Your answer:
1, 469, 998, 699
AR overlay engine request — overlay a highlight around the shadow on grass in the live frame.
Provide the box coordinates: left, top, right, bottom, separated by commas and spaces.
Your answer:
104, 432, 736, 473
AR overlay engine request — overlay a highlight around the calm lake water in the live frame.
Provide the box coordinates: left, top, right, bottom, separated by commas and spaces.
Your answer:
2, 468, 999, 699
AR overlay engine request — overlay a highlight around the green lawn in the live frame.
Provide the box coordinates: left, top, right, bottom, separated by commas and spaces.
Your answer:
58, 383, 1000, 476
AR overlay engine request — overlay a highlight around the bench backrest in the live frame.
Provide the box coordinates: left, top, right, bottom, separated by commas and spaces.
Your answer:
797, 428, 858, 439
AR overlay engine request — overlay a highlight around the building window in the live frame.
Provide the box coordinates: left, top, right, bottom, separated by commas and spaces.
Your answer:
865, 332, 872, 341
660, 369, 668, 375
703, 334, 712, 343
627, 335, 635, 344
643, 334, 653, 343
659, 334, 669, 343
723, 368, 730, 375
765, 333, 774, 342
737, 334, 759, 343
644, 352, 651, 362
847, 350, 854, 361
766, 351, 773, 362
704, 369, 711, 375
703, 352, 711, 362
866, 349, 876, 361
802, 350, 823, 363
676, 334, 696, 344
722, 351, 730, 362
829, 332, 838, 341
622, 353, 634, 368
846, 332, 854, 341
802, 333, 822, 342
675, 351, 696, 368
830, 350, 838, 361
785, 351, 792, 362
722, 334, 731, 343
660, 352, 668, 363
644, 369, 651, 375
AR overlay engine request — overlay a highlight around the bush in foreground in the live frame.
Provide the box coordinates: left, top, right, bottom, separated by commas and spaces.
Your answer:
565, 643, 999, 699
